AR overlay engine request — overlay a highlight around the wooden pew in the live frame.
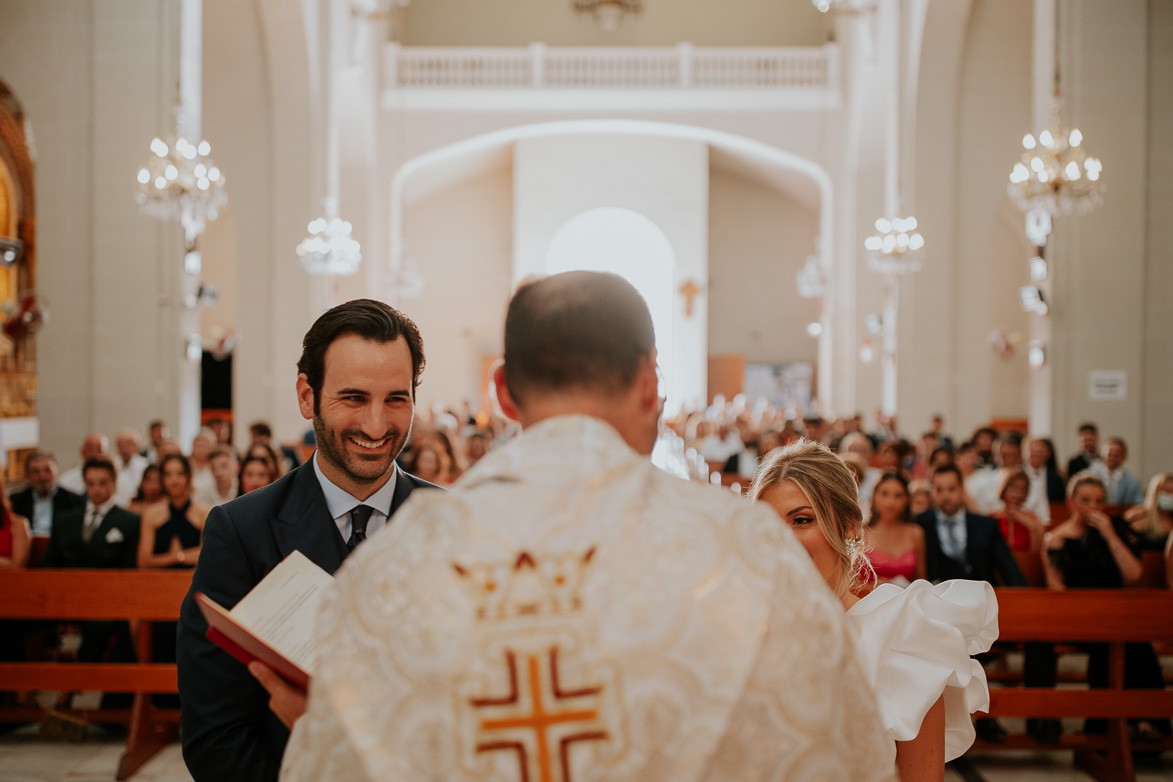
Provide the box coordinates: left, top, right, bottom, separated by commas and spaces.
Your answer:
0, 569, 193, 780
977, 588, 1173, 782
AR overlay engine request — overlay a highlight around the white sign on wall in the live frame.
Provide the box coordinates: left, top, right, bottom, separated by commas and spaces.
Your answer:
1088, 370, 1127, 401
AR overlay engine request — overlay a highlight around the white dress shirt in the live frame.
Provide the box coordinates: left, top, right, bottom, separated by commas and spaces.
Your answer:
936, 507, 969, 560
311, 451, 397, 542
31, 489, 56, 536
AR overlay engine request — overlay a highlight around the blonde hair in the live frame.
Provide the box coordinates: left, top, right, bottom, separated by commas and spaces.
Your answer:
1138, 472, 1173, 538
750, 438, 869, 597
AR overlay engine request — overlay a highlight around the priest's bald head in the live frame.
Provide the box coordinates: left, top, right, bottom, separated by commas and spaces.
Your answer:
494, 271, 662, 455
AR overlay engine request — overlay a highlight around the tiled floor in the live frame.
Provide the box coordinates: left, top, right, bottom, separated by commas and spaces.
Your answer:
2, 726, 1171, 782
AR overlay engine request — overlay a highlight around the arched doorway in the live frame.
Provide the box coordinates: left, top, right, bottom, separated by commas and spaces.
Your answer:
546, 207, 679, 410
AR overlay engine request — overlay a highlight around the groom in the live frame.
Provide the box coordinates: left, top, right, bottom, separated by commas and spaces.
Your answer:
177, 299, 440, 782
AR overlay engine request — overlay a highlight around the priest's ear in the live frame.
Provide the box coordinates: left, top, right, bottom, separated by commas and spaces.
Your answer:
491, 362, 521, 423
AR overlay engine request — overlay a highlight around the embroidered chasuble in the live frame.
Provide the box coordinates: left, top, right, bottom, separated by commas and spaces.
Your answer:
282, 415, 896, 782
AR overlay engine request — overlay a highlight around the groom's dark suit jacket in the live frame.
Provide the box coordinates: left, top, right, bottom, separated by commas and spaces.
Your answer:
177, 460, 438, 782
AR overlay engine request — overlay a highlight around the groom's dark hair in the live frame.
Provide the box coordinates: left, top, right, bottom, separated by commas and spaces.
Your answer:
298, 298, 425, 412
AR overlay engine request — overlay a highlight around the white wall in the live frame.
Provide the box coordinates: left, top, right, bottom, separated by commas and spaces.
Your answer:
707, 169, 820, 367
399, 0, 831, 47
0, 0, 195, 467
399, 165, 514, 410
513, 134, 708, 411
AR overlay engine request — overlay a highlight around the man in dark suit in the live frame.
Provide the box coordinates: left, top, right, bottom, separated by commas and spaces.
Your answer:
916, 464, 1025, 586
10, 450, 85, 537
1066, 421, 1100, 478
43, 457, 140, 684
177, 299, 440, 782
916, 463, 1025, 743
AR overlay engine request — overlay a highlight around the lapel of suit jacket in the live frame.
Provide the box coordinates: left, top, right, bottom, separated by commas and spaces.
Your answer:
86, 507, 126, 555
388, 464, 416, 520
270, 463, 348, 575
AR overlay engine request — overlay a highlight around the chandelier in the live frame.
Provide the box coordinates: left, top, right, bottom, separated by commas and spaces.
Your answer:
296, 201, 362, 276
135, 124, 226, 234
795, 249, 829, 299
864, 216, 924, 275
1008, 99, 1102, 217
573, 0, 641, 34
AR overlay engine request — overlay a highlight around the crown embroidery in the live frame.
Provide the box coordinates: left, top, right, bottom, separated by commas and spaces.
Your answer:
453, 547, 597, 621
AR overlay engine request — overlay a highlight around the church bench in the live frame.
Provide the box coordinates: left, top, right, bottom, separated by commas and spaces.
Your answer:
973, 588, 1173, 782
0, 568, 193, 780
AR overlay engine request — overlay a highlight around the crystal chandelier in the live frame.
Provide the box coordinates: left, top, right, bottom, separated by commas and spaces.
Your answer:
796, 249, 830, 299
296, 200, 362, 276
1008, 99, 1102, 217
135, 119, 226, 234
864, 216, 924, 275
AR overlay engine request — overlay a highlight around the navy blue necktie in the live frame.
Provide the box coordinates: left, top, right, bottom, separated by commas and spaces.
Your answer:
347, 505, 376, 551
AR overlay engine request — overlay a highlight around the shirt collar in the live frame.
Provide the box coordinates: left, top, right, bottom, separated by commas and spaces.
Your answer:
34, 487, 57, 502
937, 507, 966, 525
312, 451, 398, 520
86, 497, 118, 517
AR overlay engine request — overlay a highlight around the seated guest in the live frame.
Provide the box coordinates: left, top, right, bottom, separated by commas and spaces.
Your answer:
1128, 472, 1173, 551
128, 464, 164, 516
432, 430, 464, 483
1089, 437, 1145, 507
114, 428, 150, 507
992, 469, 1044, 552
0, 474, 31, 568
42, 457, 140, 705
197, 446, 239, 507
864, 471, 927, 587
59, 432, 111, 495
249, 420, 302, 473
909, 480, 932, 516
463, 430, 489, 467
139, 453, 209, 708
1039, 472, 1166, 739
917, 465, 1025, 587
238, 454, 277, 495
1025, 437, 1067, 504
10, 450, 84, 536
753, 440, 996, 780
43, 458, 140, 570
189, 429, 218, 503
1066, 421, 1101, 477
138, 454, 209, 570
245, 441, 285, 479
971, 427, 998, 470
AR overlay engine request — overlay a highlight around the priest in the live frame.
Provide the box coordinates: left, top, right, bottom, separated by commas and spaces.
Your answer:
282, 271, 895, 781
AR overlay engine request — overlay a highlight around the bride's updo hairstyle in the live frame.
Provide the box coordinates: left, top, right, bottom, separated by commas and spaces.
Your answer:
750, 438, 869, 597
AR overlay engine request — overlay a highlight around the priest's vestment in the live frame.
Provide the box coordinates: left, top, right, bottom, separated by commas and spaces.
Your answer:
282, 415, 896, 782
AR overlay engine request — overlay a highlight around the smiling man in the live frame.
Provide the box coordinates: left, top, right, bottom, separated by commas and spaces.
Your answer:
177, 299, 439, 782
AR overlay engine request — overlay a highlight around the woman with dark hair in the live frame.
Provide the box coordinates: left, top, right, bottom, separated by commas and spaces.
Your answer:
0, 474, 31, 569
137, 454, 209, 570
128, 463, 164, 516
246, 441, 285, 479
864, 471, 927, 586
751, 440, 996, 781
238, 454, 278, 495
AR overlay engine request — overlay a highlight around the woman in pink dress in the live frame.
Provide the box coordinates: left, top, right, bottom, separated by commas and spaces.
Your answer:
865, 471, 927, 587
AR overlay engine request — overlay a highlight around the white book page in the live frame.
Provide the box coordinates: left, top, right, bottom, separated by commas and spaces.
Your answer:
230, 550, 334, 674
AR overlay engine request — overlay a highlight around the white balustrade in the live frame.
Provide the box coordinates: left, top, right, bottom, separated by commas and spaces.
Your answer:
385, 42, 835, 91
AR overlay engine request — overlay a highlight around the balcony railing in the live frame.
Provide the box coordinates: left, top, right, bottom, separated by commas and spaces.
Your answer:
383, 43, 839, 110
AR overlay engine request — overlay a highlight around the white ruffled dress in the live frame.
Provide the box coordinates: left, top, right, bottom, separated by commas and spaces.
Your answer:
845, 579, 999, 761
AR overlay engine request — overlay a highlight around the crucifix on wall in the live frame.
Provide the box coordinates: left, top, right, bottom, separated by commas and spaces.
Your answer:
679, 278, 704, 318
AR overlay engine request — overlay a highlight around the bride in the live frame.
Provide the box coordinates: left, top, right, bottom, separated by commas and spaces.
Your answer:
750, 439, 997, 782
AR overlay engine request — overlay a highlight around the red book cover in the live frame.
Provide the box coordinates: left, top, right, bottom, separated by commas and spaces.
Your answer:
196, 592, 311, 690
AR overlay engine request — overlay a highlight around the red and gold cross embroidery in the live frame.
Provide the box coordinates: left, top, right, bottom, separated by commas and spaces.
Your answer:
471, 648, 608, 782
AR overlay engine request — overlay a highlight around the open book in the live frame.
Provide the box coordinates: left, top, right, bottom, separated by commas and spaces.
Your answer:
196, 550, 334, 690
